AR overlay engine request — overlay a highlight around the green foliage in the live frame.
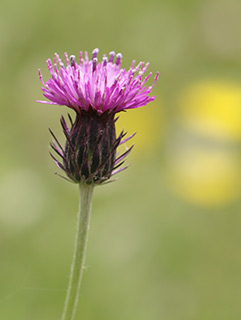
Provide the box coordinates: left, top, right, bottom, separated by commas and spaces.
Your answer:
0, 0, 240, 319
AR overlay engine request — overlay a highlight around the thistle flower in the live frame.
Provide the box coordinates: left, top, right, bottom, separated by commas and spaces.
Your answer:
38, 48, 158, 184
37, 49, 158, 320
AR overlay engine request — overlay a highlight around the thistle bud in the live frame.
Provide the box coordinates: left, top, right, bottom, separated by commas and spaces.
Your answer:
49, 110, 133, 184
38, 48, 158, 184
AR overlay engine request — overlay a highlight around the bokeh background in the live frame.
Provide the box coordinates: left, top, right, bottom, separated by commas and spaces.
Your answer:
0, 0, 241, 319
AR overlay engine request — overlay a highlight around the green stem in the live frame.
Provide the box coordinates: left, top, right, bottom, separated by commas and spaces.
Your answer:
61, 183, 94, 320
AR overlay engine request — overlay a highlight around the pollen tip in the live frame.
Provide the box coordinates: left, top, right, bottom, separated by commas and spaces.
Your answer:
115, 53, 122, 65
109, 51, 115, 63
92, 48, 99, 60
70, 55, 76, 67
92, 48, 99, 54
92, 57, 98, 72
102, 56, 108, 66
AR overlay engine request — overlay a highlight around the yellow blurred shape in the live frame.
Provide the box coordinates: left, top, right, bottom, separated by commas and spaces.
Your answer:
115, 102, 164, 156
178, 81, 241, 141
167, 80, 241, 206
168, 145, 241, 206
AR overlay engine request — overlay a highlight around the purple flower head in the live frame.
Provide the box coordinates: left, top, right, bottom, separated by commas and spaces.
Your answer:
37, 48, 158, 114
38, 49, 158, 184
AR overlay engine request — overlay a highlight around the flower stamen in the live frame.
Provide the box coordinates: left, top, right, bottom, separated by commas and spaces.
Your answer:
109, 51, 115, 63
70, 55, 76, 67
92, 57, 98, 72
92, 48, 99, 60
102, 56, 108, 67
115, 53, 122, 66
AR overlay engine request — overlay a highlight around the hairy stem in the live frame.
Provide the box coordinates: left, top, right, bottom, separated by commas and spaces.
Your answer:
61, 183, 94, 320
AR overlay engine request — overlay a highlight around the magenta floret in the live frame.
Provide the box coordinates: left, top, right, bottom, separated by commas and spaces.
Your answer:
37, 48, 158, 114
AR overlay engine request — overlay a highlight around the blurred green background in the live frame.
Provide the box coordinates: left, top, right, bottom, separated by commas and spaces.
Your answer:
0, 0, 241, 319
